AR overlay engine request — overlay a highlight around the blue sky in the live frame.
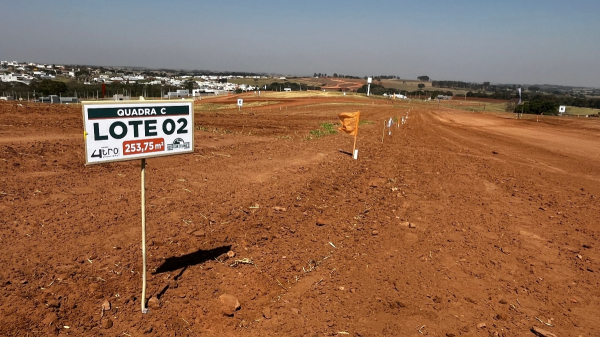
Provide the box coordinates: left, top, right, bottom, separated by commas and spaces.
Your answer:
1, 0, 599, 87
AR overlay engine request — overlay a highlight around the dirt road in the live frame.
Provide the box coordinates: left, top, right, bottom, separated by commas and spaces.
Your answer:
0, 98, 598, 336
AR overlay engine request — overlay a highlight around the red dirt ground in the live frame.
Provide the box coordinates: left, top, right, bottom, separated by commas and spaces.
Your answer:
1, 96, 599, 337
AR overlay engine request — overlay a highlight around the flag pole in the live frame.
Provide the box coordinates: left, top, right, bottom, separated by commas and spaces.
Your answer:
353, 119, 359, 154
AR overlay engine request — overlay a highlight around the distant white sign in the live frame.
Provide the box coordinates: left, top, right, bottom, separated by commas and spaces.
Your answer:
367, 77, 372, 84
82, 100, 194, 165
237, 99, 243, 106
559, 105, 566, 113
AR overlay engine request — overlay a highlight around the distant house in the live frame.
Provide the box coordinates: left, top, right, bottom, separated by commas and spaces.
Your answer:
165, 89, 190, 98
39, 95, 61, 103
283, 88, 292, 92
39, 95, 80, 104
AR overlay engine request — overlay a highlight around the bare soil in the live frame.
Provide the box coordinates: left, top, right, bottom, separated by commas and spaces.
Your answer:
1, 96, 599, 336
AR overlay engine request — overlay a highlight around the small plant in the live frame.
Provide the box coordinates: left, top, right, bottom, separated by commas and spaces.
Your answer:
319, 122, 337, 134
359, 119, 373, 125
306, 122, 338, 140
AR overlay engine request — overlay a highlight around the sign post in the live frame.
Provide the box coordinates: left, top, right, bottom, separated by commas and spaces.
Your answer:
237, 98, 243, 111
367, 77, 372, 97
82, 100, 194, 313
141, 158, 147, 313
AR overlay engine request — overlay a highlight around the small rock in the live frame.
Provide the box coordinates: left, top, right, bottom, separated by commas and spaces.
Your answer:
576, 254, 582, 259
339, 286, 345, 291
272, 207, 286, 212
148, 296, 160, 309
531, 326, 557, 337
583, 244, 592, 249
291, 307, 300, 314
372, 230, 379, 236
499, 299, 507, 304
42, 313, 58, 325
408, 223, 417, 228
143, 326, 153, 334
495, 313, 507, 321
192, 230, 205, 237
102, 299, 111, 311
400, 221, 410, 227
227, 251, 236, 258
262, 308, 272, 319
316, 218, 330, 226
368, 178, 386, 187
20, 280, 28, 284
47, 299, 60, 308
476, 322, 486, 329
221, 304, 235, 317
219, 294, 241, 311
569, 298, 578, 303
217, 253, 230, 261
101, 318, 113, 329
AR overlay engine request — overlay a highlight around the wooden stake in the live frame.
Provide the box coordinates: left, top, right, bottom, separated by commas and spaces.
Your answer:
353, 127, 358, 155
381, 120, 385, 143
141, 158, 148, 314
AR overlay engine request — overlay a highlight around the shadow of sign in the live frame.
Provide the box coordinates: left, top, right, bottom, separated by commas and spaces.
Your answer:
153, 245, 231, 275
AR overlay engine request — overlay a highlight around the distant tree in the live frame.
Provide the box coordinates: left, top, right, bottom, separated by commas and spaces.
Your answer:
186, 80, 194, 92
34, 79, 67, 96
418, 83, 425, 89
505, 102, 517, 112
528, 86, 540, 92
333, 73, 338, 77
417, 76, 430, 81
515, 100, 557, 115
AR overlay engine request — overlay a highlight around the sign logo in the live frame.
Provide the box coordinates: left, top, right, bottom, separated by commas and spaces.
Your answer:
91, 146, 119, 159
167, 138, 190, 151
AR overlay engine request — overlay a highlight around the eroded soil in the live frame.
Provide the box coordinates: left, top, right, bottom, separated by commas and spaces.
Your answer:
1, 95, 599, 336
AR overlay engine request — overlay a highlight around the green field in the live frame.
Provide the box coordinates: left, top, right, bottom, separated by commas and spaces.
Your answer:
563, 106, 600, 116
443, 101, 507, 113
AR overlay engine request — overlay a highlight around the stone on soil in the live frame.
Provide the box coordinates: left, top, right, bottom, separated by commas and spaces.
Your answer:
316, 218, 330, 226
101, 318, 113, 329
531, 326, 557, 337
192, 230, 205, 237
219, 294, 241, 311
148, 296, 160, 309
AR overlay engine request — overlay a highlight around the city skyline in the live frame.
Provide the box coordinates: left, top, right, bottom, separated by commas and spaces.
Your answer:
1, 0, 599, 87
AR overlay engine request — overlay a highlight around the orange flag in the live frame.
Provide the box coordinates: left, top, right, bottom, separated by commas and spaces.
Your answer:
338, 111, 360, 136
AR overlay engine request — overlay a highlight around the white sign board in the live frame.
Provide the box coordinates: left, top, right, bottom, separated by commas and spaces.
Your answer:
559, 105, 566, 113
237, 99, 243, 106
82, 100, 194, 165
367, 77, 372, 84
